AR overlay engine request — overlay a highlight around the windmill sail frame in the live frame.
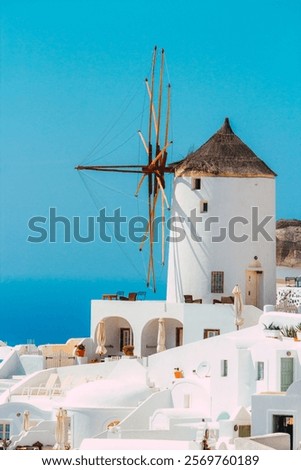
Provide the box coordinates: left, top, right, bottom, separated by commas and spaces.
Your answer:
76, 47, 174, 291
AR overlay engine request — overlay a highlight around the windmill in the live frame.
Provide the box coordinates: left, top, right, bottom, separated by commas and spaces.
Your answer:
76, 47, 174, 292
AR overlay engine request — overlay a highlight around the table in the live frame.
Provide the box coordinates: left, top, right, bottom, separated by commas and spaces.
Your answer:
102, 294, 118, 300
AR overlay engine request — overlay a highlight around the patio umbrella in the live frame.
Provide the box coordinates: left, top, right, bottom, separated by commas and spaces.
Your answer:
96, 320, 107, 355
232, 284, 244, 330
23, 410, 30, 432
157, 318, 166, 353
54, 408, 68, 450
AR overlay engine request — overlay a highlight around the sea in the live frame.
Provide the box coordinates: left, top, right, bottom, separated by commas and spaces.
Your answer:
0, 278, 166, 346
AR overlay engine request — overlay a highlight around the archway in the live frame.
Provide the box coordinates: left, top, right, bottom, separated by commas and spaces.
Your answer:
141, 318, 183, 357
94, 317, 133, 357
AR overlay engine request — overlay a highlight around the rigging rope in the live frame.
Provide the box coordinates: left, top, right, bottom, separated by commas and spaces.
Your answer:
136, 80, 149, 281
78, 170, 148, 203
83, 111, 145, 166
85, 132, 137, 165
78, 172, 146, 280
79, 80, 143, 166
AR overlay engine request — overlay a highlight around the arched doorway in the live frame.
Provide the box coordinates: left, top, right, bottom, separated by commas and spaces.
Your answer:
141, 318, 183, 357
94, 317, 133, 357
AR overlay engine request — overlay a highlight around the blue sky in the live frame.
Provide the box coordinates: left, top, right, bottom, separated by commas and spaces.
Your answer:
1, 0, 300, 344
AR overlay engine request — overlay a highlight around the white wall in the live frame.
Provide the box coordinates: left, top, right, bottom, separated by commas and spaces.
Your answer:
20, 355, 45, 374
147, 334, 253, 419
167, 176, 276, 307
252, 393, 301, 449
235, 433, 290, 450
0, 350, 25, 379
183, 304, 262, 344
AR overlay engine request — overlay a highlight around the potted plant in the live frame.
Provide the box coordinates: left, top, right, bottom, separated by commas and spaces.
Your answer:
263, 322, 281, 339
295, 323, 301, 341
75, 344, 86, 357
122, 345, 134, 356
280, 325, 296, 339
173, 367, 184, 378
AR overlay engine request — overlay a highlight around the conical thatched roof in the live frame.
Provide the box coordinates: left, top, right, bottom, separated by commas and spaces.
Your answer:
173, 118, 276, 178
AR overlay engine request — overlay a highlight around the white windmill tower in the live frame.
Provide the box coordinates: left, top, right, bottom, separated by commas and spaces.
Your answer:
166, 118, 277, 308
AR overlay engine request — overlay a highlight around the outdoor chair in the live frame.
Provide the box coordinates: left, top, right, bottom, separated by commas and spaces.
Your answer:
221, 296, 234, 304
119, 292, 137, 301
128, 292, 137, 301
23, 373, 59, 397
136, 291, 146, 300
50, 375, 73, 397
184, 295, 202, 304
116, 291, 124, 299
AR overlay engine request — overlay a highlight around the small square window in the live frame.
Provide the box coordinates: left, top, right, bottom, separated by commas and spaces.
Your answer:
200, 201, 208, 213
221, 360, 228, 377
238, 425, 251, 438
257, 361, 264, 380
204, 329, 220, 339
192, 178, 201, 190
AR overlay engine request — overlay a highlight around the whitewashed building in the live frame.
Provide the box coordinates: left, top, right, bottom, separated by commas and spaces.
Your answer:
1, 307, 301, 449
167, 118, 276, 308
0, 118, 291, 451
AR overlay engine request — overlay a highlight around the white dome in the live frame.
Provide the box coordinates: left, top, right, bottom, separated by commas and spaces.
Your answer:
63, 378, 150, 409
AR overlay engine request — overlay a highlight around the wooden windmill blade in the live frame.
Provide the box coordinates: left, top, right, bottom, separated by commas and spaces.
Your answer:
158, 80, 171, 266
76, 164, 145, 173
153, 51, 171, 269
156, 48, 165, 170
76, 46, 173, 291
162, 83, 171, 170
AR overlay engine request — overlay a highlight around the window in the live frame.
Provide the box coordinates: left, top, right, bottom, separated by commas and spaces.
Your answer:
120, 328, 132, 352
221, 360, 228, 377
200, 201, 208, 213
238, 425, 251, 437
176, 327, 183, 347
257, 361, 264, 380
0, 423, 10, 440
192, 178, 201, 190
203, 329, 220, 339
285, 277, 296, 287
211, 271, 224, 293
